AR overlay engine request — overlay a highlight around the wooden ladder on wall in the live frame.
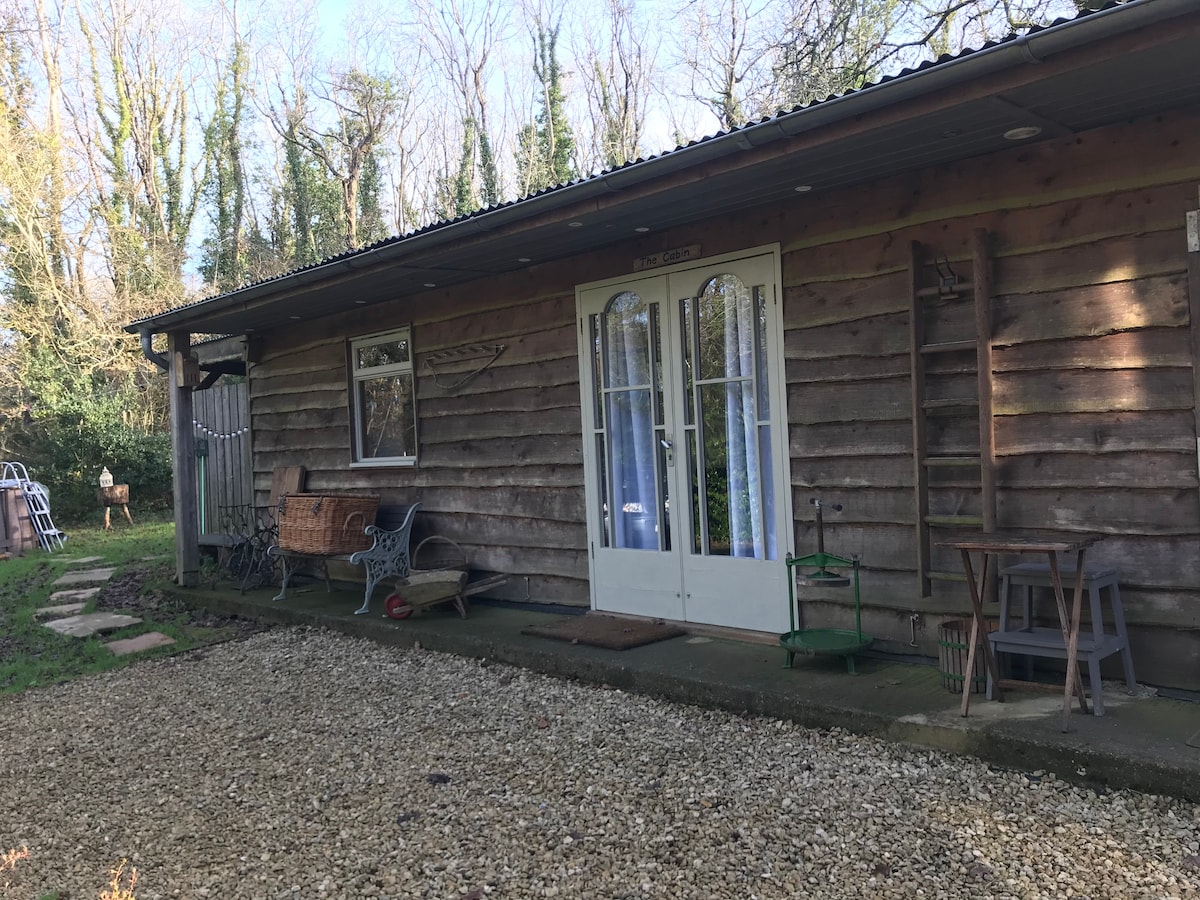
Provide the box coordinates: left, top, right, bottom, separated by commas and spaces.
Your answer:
909, 228, 996, 598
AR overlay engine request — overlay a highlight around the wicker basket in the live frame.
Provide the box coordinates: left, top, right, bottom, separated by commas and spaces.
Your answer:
276, 493, 380, 555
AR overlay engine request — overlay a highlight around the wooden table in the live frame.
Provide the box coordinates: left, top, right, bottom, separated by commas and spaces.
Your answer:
937, 531, 1100, 732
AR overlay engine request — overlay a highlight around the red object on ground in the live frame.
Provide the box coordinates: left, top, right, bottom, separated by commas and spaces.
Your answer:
384, 593, 413, 619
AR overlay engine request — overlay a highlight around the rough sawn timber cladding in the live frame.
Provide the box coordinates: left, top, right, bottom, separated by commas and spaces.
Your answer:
248, 285, 589, 607
779, 110, 1199, 688
244, 106, 1200, 687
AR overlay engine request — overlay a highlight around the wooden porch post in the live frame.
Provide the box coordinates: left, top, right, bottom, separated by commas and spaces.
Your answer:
167, 330, 201, 587
1188, 191, 1200, 508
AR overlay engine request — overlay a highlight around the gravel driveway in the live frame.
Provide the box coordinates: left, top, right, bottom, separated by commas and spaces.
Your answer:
2, 628, 1198, 899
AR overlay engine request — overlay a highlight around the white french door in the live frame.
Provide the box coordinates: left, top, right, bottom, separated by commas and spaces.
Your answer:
577, 249, 791, 632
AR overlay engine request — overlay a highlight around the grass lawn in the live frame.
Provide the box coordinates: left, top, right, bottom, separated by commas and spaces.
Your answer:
0, 519, 260, 694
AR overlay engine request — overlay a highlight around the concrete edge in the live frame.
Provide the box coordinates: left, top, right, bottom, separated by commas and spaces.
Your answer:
177, 588, 1200, 802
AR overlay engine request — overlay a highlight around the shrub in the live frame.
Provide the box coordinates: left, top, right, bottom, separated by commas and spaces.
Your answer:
6, 390, 172, 525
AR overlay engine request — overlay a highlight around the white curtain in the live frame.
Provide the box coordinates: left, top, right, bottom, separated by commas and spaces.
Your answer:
606, 294, 658, 550
721, 279, 764, 558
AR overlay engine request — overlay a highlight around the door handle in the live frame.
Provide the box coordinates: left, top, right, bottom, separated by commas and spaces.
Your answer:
661, 436, 675, 467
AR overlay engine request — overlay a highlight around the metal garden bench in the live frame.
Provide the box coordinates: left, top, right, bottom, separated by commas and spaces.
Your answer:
269, 503, 420, 615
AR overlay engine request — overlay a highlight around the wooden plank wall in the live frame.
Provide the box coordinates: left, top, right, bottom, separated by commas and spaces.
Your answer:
248, 286, 588, 606
192, 380, 253, 541
242, 107, 1200, 685
780, 111, 1200, 685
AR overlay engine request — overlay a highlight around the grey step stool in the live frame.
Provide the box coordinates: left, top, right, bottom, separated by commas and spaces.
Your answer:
986, 563, 1137, 715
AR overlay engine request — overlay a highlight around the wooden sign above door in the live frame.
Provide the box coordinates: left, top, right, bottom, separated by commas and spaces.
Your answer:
633, 244, 701, 272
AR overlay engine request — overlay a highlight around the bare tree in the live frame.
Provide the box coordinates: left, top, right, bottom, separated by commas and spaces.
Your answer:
414, 0, 507, 208
674, 0, 786, 131
79, 0, 204, 304
769, 0, 904, 108
860, 0, 1080, 79
281, 69, 401, 251
576, 0, 656, 173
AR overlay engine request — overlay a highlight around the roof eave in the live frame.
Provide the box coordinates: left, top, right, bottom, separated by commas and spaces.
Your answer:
126, 0, 1193, 336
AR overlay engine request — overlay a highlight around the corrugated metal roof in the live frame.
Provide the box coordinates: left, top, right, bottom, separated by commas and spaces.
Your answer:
129, 0, 1200, 337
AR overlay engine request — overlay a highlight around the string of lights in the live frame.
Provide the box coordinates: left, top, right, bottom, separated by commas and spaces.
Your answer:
192, 419, 248, 440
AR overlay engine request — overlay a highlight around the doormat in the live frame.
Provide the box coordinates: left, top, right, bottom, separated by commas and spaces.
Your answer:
521, 614, 686, 650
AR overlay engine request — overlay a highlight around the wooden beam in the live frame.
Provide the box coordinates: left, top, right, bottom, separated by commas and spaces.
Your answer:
168, 330, 201, 587
909, 241, 932, 597
973, 228, 996, 532
1188, 192, 1200, 515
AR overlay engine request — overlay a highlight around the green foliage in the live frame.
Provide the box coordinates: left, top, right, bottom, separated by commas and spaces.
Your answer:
288, 69, 400, 252
478, 127, 500, 207
357, 149, 388, 245
9, 375, 172, 525
280, 114, 346, 266
435, 117, 491, 220
199, 41, 250, 292
515, 22, 575, 195
453, 118, 479, 215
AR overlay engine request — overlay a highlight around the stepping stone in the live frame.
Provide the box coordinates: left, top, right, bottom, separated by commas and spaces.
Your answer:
68, 556, 105, 565
48, 587, 101, 604
105, 632, 175, 656
42, 612, 142, 638
34, 602, 87, 618
52, 567, 116, 587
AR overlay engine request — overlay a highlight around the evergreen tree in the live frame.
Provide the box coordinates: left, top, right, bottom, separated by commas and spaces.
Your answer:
199, 41, 249, 292
515, 22, 575, 195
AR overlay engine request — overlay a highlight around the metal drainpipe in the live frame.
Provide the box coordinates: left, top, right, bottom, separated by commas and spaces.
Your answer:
139, 328, 169, 371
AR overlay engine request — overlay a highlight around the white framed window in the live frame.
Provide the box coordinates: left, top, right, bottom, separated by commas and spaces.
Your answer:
350, 327, 417, 466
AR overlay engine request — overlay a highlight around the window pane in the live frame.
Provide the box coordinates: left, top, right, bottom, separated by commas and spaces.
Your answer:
596, 434, 610, 547
605, 387, 658, 550
680, 297, 695, 426
696, 381, 766, 559
696, 274, 752, 382
604, 291, 651, 388
699, 382, 734, 557
687, 432, 702, 555
656, 427, 672, 552
357, 337, 410, 370
650, 304, 664, 427
357, 373, 416, 458
590, 314, 603, 430
754, 285, 770, 420
759, 424, 776, 561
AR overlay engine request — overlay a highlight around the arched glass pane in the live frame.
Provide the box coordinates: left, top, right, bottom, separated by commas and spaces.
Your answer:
605, 291, 650, 388
683, 272, 773, 560
594, 289, 667, 551
696, 275, 753, 382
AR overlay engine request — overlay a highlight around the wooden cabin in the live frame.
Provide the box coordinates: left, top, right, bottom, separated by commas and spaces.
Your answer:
130, 0, 1200, 690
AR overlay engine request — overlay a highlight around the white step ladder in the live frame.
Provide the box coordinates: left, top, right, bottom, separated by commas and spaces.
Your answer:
0, 461, 67, 552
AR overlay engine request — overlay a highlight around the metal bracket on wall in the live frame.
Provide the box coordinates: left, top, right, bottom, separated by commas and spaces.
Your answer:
421, 343, 506, 391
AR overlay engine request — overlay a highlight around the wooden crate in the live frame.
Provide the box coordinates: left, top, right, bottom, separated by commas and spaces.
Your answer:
0, 488, 37, 556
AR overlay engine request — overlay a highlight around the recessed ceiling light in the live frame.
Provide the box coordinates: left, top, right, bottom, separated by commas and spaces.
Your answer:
289, 315, 301, 320
354, 300, 366, 305
423, 282, 436, 288
794, 185, 812, 193
634, 226, 650, 233
518, 257, 531, 263
1003, 125, 1042, 141
567, 221, 583, 227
